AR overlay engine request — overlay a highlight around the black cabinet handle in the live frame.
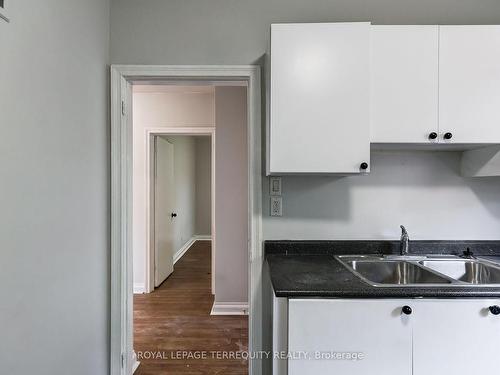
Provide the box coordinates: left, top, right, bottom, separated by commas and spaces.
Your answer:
360, 162, 369, 170
443, 132, 453, 140
428, 132, 438, 140
489, 305, 500, 315
171, 213, 177, 218
402, 305, 412, 315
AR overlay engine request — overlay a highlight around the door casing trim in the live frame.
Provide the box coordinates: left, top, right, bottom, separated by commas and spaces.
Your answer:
110, 65, 262, 375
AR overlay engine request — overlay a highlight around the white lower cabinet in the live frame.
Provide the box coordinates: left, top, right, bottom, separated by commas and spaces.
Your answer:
286, 298, 500, 375
412, 299, 500, 374
288, 299, 412, 375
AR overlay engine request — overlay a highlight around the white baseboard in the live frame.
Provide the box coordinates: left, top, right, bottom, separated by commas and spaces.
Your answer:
173, 235, 212, 264
132, 351, 140, 373
133, 283, 145, 294
173, 237, 196, 264
211, 302, 249, 316
194, 234, 212, 240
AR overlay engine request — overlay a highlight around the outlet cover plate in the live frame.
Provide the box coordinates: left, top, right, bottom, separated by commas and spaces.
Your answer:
270, 196, 282, 217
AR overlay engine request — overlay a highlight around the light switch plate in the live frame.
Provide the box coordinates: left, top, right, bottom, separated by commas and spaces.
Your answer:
270, 177, 282, 195
270, 196, 283, 217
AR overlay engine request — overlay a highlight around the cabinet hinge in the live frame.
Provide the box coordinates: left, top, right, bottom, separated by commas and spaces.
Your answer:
121, 101, 126, 116
121, 353, 125, 368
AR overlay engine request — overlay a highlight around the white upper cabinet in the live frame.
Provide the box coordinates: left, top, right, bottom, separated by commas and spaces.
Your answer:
268, 22, 371, 174
439, 26, 500, 143
370, 26, 439, 143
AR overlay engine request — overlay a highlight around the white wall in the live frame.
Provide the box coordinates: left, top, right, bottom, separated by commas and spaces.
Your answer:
132, 87, 214, 290
195, 137, 212, 235
0, 1, 110, 374
264, 151, 500, 240
214, 86, 248, 303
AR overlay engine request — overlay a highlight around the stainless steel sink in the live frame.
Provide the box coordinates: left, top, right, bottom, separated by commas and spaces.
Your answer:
336, 255, 500, 287
347, 259, 452, 285
420, 259, 500, 285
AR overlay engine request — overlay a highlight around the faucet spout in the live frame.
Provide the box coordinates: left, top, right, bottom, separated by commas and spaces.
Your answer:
400, 225, 410, 256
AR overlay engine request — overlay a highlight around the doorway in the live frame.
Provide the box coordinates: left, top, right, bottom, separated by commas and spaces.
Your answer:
110, 65, 262, 375
130, 79, 253, 374
151, 134, 213, 290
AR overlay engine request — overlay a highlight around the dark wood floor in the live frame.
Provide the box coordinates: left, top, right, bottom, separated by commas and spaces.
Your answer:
134, 240, 248, 374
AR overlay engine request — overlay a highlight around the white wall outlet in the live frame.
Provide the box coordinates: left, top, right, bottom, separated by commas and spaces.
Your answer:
270, 196, 283, 217
270, 177, 282, 195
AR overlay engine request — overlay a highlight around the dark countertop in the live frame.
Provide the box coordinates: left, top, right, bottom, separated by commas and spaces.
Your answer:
266, 240, 500, 298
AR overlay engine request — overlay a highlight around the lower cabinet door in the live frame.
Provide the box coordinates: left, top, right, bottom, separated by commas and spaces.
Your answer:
288, 299, 412, 375
412, 299, 500, 375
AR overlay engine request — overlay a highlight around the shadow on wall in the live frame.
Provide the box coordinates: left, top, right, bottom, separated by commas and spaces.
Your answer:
263, 151, 500, 239
264, 175, 350, 220
469, 177, 500, 220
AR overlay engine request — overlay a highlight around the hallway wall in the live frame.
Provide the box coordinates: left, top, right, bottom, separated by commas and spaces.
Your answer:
196, 137, 212, 235
214, 86, 248, 304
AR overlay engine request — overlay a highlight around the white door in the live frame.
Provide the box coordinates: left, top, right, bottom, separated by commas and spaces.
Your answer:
439, 25, 500, 143
154, 137, 175, 287
370, 25, 439, 143
269, 22, 371, 174
413, 299, 500, 375
288, 299, 412, 375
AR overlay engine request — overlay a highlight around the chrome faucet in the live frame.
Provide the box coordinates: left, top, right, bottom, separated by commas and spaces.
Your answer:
400, 225, 410, 256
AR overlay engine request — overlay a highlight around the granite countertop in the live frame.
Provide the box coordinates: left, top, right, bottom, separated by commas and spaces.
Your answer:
266, 240, 500, 298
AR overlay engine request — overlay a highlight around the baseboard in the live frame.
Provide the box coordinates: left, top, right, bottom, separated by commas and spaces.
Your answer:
194, 234, 212, 241
133, 283, 145, 294
132, 351, 140, 373
210, 302, 249, 316
173, 237, 196, 264
173, 235, 212, 264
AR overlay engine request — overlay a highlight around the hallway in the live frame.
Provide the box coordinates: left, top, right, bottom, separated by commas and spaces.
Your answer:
134, 240, 248, 374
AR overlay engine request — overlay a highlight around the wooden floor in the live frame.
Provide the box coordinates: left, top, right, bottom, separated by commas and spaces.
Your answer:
134, 240, 248, 375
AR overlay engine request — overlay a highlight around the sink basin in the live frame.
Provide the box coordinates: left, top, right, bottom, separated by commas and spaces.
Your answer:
341, 258, 453, 286
336, 255, 500, 287
420, 259, 500, 284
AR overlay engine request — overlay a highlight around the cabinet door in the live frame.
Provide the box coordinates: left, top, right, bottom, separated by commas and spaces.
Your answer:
269, 22, 370, 174
288, 299, 412, 375
413, 299, 500, 375
439, 26, 500, 143
370, 26, 439, 143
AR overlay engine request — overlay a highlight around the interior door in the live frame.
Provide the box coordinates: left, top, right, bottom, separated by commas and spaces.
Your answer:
412, 299, 500, 375
154, 136, 175, 287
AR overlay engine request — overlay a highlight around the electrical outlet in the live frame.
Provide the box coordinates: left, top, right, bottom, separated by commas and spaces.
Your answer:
270, 196, 282, 217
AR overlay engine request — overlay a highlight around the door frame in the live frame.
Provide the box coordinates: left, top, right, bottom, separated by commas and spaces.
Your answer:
147, 128, 216, 294
110, 65, 262, 375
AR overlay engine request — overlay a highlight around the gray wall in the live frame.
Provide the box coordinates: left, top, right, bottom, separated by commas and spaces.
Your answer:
195, 137, 212, 235
0, 1, 110, 375
110, 0, 500, 65
215, 86, 248, 303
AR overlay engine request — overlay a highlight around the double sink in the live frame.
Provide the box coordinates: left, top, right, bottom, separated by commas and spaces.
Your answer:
336, 255, 500, 287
